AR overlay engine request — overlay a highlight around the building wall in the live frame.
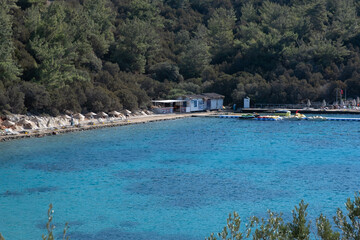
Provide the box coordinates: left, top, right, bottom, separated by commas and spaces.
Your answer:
208, 99, 223, 110
218, 99, 224, 109
153, 107, 174, 114
190, 99, 205, 111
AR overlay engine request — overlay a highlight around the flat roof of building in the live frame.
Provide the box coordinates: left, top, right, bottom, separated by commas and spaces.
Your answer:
152, 100, 186, 103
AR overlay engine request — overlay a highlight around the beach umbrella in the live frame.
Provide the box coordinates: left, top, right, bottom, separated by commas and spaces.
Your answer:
109, 111, 121, 117
19, 119, 36, 129
31, 116, 47, 128
73, 113, 85, 121
122, 109, 132, 115
98, 112, 108, 118
65, 110, 73, 115
352, 99, 357, 106
307, 99, 311, 107
85, 112, 97, 119
2, 120, 15, 128
322, 100, 326, 108
46, 118, 57, 128
6, 115, 20, 122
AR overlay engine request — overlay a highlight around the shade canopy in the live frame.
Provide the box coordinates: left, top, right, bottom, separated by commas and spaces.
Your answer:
98, 112, 108, 118
2, 120, 15, 127
73, 113, 85, 120
109, 111, 121, 116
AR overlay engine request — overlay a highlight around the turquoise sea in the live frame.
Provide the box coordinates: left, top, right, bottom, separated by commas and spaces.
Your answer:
1, 116, 360, 239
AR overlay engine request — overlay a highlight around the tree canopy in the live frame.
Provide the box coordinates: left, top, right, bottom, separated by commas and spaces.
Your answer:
1, 0, 360, 115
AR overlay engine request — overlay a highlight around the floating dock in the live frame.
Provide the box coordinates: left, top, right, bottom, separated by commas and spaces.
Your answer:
327, 117, 360, 121
218, 115, 360, 121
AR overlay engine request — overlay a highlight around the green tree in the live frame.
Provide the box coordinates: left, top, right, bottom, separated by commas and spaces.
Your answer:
179, 25, 211, 78
316, 214, 340, 240
82, 0, 115, 57
207, 7, 236, 63
288, 200, 310, 240
26, 2, 89, 88
0, 0, 21, 85
327, 0, 360, 42
334, 192, 360, 239
111, 18, 160, 73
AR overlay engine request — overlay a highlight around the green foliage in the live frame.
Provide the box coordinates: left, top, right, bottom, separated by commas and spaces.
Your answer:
208, 7, 236, 63
179, 25, 211, 78
41, 204, 69, 240
111, 18, 160, 73
317, 214, 340, 240
0, 0, 21, 85
207, 193, 360, 240
288, 200, 310, 239
1, 0, 360, 114
333, 192, 360, 239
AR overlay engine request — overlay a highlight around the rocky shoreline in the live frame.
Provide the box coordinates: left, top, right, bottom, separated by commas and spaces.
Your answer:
0, 111, 216, 142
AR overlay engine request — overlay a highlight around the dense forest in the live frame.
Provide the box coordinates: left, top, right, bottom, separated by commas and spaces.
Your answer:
1, 0, 360, 115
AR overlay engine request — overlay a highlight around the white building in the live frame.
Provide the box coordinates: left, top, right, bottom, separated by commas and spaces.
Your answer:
152, 93, 224, 114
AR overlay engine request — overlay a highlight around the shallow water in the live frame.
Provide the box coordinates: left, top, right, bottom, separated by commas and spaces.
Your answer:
0, 117, 360, 239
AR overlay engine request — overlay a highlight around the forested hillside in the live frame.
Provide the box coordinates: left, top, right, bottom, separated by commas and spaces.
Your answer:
1, 0, 360, 115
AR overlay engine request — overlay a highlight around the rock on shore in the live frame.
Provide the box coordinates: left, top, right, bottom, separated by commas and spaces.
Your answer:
0, 110, 153, 136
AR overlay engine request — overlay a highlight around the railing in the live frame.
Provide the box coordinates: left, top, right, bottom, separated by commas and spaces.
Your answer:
254, 103, 324, 109
153, 107, 174, 114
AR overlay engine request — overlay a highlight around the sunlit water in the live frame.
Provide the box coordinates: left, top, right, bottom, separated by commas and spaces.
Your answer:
0, 116, 360, 239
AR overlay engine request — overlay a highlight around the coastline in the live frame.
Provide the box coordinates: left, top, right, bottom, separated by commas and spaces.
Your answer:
0, 112, 218, 142
2, 108, 360, 142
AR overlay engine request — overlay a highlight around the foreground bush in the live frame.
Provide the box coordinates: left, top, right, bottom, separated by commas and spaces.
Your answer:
207, 192, 360, 240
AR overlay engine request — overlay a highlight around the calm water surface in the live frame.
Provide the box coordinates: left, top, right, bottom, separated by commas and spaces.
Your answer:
0, 117, 360, 239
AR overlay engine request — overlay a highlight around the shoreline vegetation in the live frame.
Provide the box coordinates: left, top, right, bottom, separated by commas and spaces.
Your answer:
207, 193, 360, 240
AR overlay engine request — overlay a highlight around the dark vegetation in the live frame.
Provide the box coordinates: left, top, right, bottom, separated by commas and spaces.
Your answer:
1, 0, 360, 115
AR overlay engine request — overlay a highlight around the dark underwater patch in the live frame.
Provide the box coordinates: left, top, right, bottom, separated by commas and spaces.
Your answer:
0, 186, 59, 198
281, 164, 360, 192
26, 186, 59, 193
0, 190, 24, 197
69, 228, 197, 240
118, 221, 139, 228
23, 148, 152, 173
117, 168, 291, 208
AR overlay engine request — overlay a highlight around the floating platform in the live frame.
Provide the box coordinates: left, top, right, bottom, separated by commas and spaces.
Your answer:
327, 117, 360, 121
219, 115, 244, 118
218, 115, 360, 122
239, 108, 360, 115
